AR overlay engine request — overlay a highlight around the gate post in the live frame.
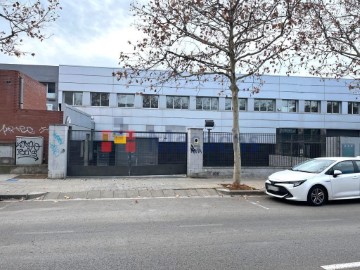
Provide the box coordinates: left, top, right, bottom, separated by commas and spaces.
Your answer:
48, 125, 69, 179
187, 128, 204, 177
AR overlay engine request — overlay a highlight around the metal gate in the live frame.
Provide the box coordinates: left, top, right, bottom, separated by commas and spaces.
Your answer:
67, 130, 187, 176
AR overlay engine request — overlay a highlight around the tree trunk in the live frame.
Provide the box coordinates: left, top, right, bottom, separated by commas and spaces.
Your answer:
231, 82, 241, 186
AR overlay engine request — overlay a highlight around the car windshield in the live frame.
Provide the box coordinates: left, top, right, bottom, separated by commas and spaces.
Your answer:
291, 159, 335, 173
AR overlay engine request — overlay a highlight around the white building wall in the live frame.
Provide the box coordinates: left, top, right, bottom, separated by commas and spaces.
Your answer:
58, 65, 359, 134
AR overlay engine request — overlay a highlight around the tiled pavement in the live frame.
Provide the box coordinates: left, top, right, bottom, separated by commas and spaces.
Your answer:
0, 174, 265, 201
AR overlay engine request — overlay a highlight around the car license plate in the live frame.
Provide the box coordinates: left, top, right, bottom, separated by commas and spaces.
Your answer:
267, 184, 279, 192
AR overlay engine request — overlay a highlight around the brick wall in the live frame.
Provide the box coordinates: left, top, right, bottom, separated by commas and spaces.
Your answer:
22, 72, 46, 110
0, 70, 63, 163
0, 70, 19, 111
0, 110, 63, 163
0, 70, 46, 111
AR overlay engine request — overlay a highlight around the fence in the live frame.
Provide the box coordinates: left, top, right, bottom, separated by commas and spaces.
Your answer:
203, 132, 330, 167
67, 130, 187, 176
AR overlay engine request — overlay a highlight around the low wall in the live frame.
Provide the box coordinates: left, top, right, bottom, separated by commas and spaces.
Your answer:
0, 164, 47, 174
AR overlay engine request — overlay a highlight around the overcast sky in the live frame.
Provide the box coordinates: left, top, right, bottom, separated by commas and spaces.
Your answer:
0, 0, 139, 67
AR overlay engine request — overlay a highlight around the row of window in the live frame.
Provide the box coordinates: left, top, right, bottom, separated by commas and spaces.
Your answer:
62, 92, 360, 114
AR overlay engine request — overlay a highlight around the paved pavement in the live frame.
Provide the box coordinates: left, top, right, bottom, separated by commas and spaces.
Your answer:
0, 174, 265, 201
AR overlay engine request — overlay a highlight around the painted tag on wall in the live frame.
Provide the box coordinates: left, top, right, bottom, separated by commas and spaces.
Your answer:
15, 136, 43, 165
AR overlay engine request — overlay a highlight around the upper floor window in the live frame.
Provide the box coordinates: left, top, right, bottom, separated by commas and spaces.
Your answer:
348, 102, 359, 114
282, 99, 297, 112
91, 92, 109, 107
143, 94, 159, 108
327, 101, 340, 114
196, 97, 219, 111
41, 82, 56, 100
166, 96, 189, 109
225, 98, 247, 111
63, 91, 83, 106
305, 100, 320, 113
118, 94, 135, 107
254, 99, 275, 112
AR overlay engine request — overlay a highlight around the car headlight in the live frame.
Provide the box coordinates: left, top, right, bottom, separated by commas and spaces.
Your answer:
282, 180, 306, 187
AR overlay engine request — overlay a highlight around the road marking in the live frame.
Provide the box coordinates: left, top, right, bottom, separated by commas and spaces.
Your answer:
17, 230, 75, 235
321, 262, 360, 269
249, 201, 270, 210
179, 224, 223, 228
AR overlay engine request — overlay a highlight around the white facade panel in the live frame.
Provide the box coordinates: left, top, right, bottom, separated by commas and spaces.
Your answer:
54, 65, 360, 135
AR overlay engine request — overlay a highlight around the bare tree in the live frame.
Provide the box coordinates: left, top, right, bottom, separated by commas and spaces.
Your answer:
0, 0, 61, 56
116, 0, 301, 186
298, 0, 359, 89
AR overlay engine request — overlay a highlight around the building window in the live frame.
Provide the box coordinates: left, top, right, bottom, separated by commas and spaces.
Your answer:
305, 100, 320, 113
196, 97, 219, 110
254, 99, 275, 112
63, 91, 83, 106
348, 102, 360, 114
166, 96, 189, 109
143, 95, 159, 108
91, 92, 109, 106
327, 101, 340, 114
225, 98, 247, 111
118, 94, 135, 107
282, 99, 297, 112
41, 82, 56, 100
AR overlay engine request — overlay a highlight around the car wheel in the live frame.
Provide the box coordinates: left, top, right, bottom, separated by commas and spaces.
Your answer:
307, 185, 327, 206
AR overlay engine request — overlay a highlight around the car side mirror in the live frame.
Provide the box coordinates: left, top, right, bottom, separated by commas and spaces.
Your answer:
333, 170, 342, 177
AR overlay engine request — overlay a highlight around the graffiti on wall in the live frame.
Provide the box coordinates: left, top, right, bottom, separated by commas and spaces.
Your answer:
15, 137, 43, 165
190, 144, 202, 154
49, 131, 64, 157
0, 124, 48, 136
16, 140, 41, 161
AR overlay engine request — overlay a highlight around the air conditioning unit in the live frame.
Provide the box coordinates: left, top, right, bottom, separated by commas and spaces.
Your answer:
46, 104, 53, 111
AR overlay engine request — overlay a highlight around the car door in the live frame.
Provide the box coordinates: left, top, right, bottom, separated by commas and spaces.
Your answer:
330, 161, 360, 198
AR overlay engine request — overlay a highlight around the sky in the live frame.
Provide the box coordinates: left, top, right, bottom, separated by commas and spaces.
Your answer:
0, 0, 139, 68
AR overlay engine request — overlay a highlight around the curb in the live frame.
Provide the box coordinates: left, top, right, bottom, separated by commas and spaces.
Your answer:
0, 192, 47, 201
216, 188, 265, 196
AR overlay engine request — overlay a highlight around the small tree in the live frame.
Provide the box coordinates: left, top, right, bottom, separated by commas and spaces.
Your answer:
298, 0, 359, 89
116, 0, 301, 186
0, 0, 61, 56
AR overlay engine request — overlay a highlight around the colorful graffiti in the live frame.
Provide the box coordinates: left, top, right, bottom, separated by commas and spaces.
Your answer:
49, 131, 64, 157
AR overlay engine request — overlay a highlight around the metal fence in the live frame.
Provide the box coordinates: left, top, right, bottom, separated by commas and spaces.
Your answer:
203, 132, 330, 167
67, 130, 187, 176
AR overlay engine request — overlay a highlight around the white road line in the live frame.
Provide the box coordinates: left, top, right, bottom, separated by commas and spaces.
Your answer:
321, 262, 360, 270
17, 230, 75, 235
249, 201, 270, 210
179, 224, 223, 228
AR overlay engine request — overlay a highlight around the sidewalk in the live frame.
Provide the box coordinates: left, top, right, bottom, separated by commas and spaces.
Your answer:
0, 174, 265, 201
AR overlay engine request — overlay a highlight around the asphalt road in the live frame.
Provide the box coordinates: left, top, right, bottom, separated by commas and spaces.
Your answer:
1, 196, 360, 270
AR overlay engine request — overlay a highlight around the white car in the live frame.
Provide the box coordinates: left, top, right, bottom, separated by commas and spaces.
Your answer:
265, 157, 360, 206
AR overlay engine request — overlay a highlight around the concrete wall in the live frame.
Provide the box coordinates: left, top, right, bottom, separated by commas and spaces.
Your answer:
48, 125, 68, 179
